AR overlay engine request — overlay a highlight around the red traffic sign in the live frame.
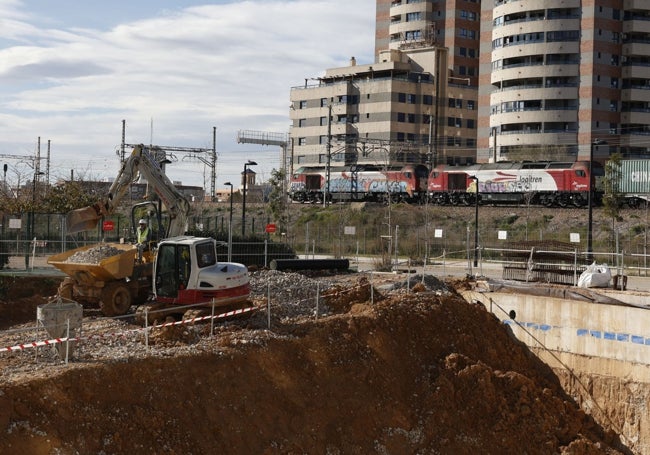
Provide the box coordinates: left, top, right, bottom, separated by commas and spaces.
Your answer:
265, 223, 277, 233
103, 220, 115, 231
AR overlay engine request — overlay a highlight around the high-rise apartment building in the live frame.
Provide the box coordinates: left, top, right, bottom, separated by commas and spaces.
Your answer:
479, 1, 650, 163
376, 0, 481, 163
289, 0, 480, 171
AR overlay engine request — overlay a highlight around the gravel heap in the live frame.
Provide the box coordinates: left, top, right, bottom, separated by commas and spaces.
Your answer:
65, 245, 125, 264
389, 273, 452, 294
248, 269, 339, 322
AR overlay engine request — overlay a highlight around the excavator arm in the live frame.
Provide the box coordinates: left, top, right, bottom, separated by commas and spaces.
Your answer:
66, 144, 191, 235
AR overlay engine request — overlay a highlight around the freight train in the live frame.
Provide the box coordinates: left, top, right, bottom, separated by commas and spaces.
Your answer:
289, 160, 650, 207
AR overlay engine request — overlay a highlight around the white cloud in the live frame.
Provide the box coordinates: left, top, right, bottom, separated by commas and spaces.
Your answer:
0, 0, 375, 187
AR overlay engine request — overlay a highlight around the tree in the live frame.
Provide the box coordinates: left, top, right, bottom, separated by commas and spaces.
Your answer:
266, 168, 289, 234
46, 181, 100, 213
602, 153, 624, 255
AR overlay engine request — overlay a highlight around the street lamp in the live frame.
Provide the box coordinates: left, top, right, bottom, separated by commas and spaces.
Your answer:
587, 139, 607, 260
469, 176, 479, 268
25, 171, 44, 270
224, 181, 233, 261
241, 160, 257, 237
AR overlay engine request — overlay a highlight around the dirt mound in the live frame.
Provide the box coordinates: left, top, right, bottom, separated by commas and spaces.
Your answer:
0, 276, 626, 454
0, 276, 62, 330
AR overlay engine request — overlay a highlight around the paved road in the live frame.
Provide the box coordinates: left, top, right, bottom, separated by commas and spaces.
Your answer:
322, 255, 650, 293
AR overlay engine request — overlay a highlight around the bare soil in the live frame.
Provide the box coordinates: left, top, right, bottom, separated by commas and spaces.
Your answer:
0, 274, 630, 454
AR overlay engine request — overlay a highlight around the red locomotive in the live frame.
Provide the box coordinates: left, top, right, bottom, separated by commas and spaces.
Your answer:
427, 161, 603, 207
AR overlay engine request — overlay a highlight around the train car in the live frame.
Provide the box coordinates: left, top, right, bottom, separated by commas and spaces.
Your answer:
289, 164, 429, 203
428, 161, 603, 207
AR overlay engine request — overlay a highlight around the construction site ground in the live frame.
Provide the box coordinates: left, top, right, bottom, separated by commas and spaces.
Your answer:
0, 271, 633, 454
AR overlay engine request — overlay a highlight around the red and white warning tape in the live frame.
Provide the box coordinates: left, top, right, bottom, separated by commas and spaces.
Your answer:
0, 336, 81, 353
0, 306, 258, 353
153, 305, 257, 328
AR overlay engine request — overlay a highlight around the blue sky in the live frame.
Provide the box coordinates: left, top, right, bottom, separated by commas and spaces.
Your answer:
0, 0, 375, 190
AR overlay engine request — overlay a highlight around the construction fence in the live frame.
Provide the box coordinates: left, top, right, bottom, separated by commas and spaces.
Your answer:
1, 211, 648, 282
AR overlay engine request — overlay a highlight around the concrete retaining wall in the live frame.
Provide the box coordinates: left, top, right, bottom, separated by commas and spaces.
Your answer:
461, 289, 650, 382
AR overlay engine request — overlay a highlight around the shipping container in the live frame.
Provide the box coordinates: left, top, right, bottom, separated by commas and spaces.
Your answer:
619, 160, 650, 194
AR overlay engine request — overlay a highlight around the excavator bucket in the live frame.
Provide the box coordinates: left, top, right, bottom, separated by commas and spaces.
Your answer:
66, 205, 102, 234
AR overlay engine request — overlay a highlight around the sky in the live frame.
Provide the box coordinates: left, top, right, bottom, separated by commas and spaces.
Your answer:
0, 0, 376, 192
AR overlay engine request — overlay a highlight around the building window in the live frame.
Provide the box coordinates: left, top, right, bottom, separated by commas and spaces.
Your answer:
405, 30, 422, 40
397, 112, 406, 122
406, 12, 421, 21
320, 98, 328, 107
298, 137, 307, 146
407, 94, 417, 104
337, 115, 347, 123
467, 100, 475, 110
320, 116, 328, 126
397, 132, 405, 142
466, 119, 475, 129
408, 113, 416, 123
398, 93, 407, 103
423, 95, 433, 105
319, 135, 327, 145
299, 100, 307, 109
298, 118, 307, 127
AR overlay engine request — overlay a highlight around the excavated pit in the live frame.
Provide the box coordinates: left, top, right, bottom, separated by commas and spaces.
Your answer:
0, 272, 640, 454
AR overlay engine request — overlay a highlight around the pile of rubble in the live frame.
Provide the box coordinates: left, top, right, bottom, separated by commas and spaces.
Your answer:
64, 245, 124, 263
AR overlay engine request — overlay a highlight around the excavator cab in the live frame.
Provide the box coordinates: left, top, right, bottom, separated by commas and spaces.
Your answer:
154, 241, 191, 299
131, 201, 167, 247
153, 237, 250, 306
